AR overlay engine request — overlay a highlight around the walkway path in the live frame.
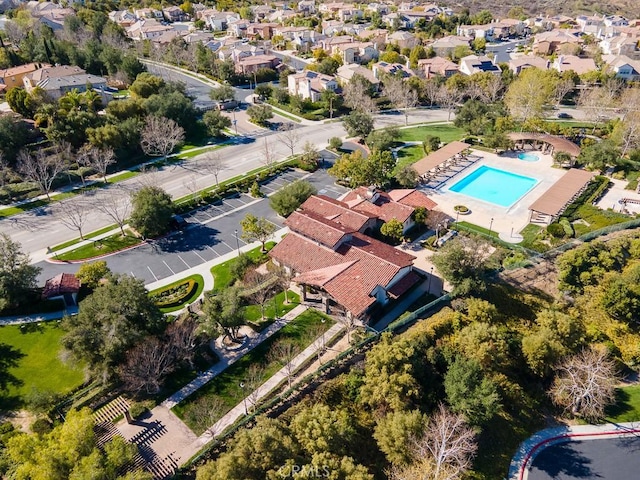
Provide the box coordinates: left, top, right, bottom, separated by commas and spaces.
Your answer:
509, 421, 640, 480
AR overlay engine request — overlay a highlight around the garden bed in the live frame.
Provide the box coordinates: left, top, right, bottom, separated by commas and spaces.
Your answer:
148, 274, 205, 313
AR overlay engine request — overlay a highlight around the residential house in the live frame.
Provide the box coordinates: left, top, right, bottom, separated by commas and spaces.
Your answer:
459, 55, 501, 76
42, 273, 80, 307
339, 6, 363, 22
508, 55, 550, 74
429, 35, 472, 58
235, 54, 279, 74
387, 31, 419, 50
297, 0, 316, 14
268, 8, 298, 23
372, 61, 414, 79
228, 19, 250, 38
552, 55, 597, 75
269, 191, 436, 320
359, 28, 389, 49
0, 63, 47, 91
288, 70, 338, 102
252, 4, 275, 20
576, 14, 603, 31
38, 73, 108, 101
202, 11, 240, 31
25, 1, 75, 30
320, 35, 355, 53
336, 63, 380, 90
401, 10, 438, 27
134, 8, 163, 20
600, 34, 640, 60
163, 6, 185, 22
336, 41, 378, 64
322, 20, 347, 36
274, 26, 317, 42
490, 19, 528, 39
381, 12, 411, 30
602, 54, 640, 80
218, 44, 266, 62
247, 23, 278, 40
23, 65, 85, 92
126, 19, 173, 40
108, 10, 137, 28
417, 57, 459, 78
365, 3, 390, 15
457, 24, 494, 41
604, 15, 629, 27
532, 30, 582, 55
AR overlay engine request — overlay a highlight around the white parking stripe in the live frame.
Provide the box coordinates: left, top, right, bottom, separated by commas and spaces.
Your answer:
194, 251, 206, 262
207, 245, 220, 256
178, 256, 190, 268
163, 260, 175, 275
147, 266, 158, 282
221, 241, 235, 251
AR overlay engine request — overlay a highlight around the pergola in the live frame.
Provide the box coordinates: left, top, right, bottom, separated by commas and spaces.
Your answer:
528, 168, 594, 225
412, 141, 471, 179
508, 132, 581, 158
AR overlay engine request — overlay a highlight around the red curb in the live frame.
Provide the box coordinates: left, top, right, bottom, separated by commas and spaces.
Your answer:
518, 427, 640, 480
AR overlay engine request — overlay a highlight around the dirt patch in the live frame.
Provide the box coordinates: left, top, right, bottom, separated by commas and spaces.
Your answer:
0, 410, 37, 433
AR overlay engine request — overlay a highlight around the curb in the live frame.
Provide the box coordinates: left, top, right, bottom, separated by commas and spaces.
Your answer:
46, 239, 146, 264
512, 425, 640, 480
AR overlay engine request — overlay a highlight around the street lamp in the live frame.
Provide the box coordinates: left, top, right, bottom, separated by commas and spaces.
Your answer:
239, 381, 248, 415
232, 108, 238, 135
234, 229, 240, 254
427, 266, 434, 294
489, 217, 494, 236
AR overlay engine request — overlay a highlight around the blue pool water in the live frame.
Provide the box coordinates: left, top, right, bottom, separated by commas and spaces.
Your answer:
449, 166, 538, 207
518, 152, 540, 162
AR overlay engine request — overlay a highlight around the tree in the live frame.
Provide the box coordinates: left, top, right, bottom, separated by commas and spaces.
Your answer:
243, 270, 275, 320
62, 274, 164, 381
381, 218, 404, 244
200, 151, 227, 187
202, 110, 231, 137
201, 287, 245, 342
0, 234, 40, 312
290, 403, 355, 455
95, 186, 132, 235
366, 127, 399, 152
129, 186, 173, 239
75, 261, 110, 290
130, 72, 165, 99
269, 180, 317, 217
260, 137, 276, 167
423, 135, 441, 153
437, 85, 464, 121
329, 149, 396, 188
504, 68, 557, 126
140, 116, 185, 159
578, 140, 621, 171
388, 404, 477, 480
299, 140, 321, 170
241, 213, 276, 252
278, 122, 300, 157
396, 164, 419, 187
550, 348, 618, 421
0, 114, 29, 163
432, 236, 491, 297
383, 76, 419, 125
119, 336, 174, 394
247, 104, 273, 126
321, 89, 342, 119
374, 409, 427, 465
209, 85, 235, 102
343, 74, 376, 113
16, 149, 66, 200
184, 395, 228, 437
343, 111, 374, 139
268, 339, 299, 388
54, 196, 91, 240
444, 356, 501, 426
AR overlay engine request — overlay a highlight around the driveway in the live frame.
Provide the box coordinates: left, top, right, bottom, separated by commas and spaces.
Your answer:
528, 436, 640, 480
36, 161, 347, 285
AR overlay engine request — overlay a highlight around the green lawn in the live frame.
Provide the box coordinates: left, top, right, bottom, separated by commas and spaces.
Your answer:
571, 205, 631, 235
0, 322, 85, 411
210, 242, 276, 292
148, 274, 205, 314
397, 124, 466, 143
246, 291, 301, 331
394, 144, 425, 172
456, 221, 499, 238
173, 309, 334, 434
606, 385, 640, 423
55, 232, 142, 261
519, 224, 551, 252
51, 224, 121, 252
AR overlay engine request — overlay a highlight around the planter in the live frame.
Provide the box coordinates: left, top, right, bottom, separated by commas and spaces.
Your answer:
454, 205, 470, 215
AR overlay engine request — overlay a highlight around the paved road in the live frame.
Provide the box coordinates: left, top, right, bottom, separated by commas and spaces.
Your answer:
528, 436, 640, 480
36, 160, 347, 285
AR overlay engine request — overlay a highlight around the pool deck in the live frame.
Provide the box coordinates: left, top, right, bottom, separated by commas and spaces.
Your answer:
421, 149, 566, 238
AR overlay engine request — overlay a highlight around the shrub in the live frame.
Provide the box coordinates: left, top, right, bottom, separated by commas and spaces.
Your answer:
128, 402, 149, 419
150, 279, 197, 308
250, 181, 263, 198
30, 418, 53, 435
269, 180, 317, 217
454, 205, 469, 213
546, 223, 565, 238
559, 218, 574, 237
328, 137, 343, 150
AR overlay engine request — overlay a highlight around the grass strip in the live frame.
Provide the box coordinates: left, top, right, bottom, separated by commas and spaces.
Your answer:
210, 242, 276, 292
172, 309, 334, 434
55, 231, 142, 261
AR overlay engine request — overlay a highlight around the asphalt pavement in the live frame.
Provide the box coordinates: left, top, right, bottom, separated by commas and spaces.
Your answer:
36, 160, 347, 285
528, 436, 640, 480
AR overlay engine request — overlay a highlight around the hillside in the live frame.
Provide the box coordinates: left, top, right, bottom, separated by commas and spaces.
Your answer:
443, 0, 640, 18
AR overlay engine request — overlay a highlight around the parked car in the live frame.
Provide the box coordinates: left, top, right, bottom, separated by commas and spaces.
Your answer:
557, 112, 573, 119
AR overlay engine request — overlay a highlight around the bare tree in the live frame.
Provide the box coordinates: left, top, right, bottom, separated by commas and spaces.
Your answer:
244, 364, 265, 413
383, 77, 419, 125
389, 404, 477, 480
88, 147, 116, 183
200, 151, 227, 187
166, 318, 201, 369
137, 165, 161, 189
16, 149, 67, 201
578, 81, 621, 132
338, 314, 358, 345
437, 86, 463, 121
186, 395, 229, 437
243, 270, 275, 320
268, 340, 299, 388
183, 174, 201, 205
0, 153, 9, 190
140, 116, 185, 160
119, 337, 175, 394
553, 79, 575, 108
343, 75, 377, 114
550, 348, 618, 422
95, 187, 132, 235
423, 79, 441, 108
274, 266, 294, 304
260, 138, 276, 167
55, 196, 91, 240
481, 74, 504, 103
278, 123, 301, 157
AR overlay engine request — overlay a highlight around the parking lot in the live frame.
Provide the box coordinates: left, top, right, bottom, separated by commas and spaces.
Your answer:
37, 160, 347, 285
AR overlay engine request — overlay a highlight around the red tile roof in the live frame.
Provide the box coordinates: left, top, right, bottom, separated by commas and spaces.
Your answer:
388, 189, 438, 210
42, 273, 80, 298
284, 210, 352, 249
300, 195, 375, 231
387, 270, 421, 298
340, 187, 422, 223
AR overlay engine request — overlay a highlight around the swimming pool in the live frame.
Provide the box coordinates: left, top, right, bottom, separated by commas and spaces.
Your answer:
518, 152, 540, 162
449, 166, 538, 207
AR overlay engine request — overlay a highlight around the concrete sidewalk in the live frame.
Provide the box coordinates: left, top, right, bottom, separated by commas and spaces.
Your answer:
509, 421, 640, 480
0, 306, 78, 326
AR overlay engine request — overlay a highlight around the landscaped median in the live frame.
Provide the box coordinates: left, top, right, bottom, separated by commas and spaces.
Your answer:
52, 230, 143, 262
171, 309, 334, 435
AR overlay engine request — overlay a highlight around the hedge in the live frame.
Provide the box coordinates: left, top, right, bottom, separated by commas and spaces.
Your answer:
150, 279, 197, 309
